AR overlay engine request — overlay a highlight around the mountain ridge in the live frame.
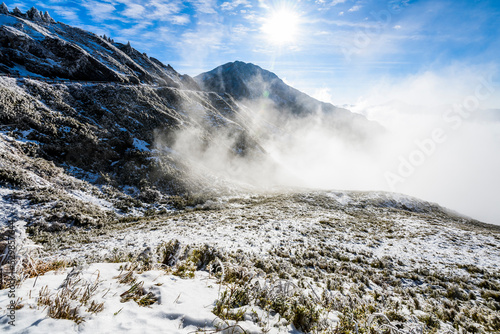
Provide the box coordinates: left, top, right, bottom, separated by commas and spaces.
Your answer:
0, 5, 198, 89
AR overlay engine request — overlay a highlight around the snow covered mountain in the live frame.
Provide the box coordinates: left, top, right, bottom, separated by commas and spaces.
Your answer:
0, 5, 379, 218
0, 5, 198, 88
0, 6, 271, 229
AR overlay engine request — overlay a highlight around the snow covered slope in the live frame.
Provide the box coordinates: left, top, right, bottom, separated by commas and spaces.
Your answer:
0, 6, 198, 88
1, 190, 499, 333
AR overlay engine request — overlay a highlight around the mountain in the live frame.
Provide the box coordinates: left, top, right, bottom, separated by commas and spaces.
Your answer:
195, 61, 382, 139
0, 6, 273, 230
0, 6, 198, 88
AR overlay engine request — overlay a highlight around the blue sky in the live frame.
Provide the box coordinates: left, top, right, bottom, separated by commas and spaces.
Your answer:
4, 0, 500, 104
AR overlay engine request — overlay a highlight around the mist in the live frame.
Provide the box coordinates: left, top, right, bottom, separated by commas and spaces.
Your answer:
160, 64, 500, 225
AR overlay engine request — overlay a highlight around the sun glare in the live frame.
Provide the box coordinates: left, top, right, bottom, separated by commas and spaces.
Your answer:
261, 8, 300, 45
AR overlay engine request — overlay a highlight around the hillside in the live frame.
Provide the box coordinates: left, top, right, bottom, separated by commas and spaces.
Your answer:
1, 190, 500, 333
0, 6, 272, 230
0, 6, 197, 88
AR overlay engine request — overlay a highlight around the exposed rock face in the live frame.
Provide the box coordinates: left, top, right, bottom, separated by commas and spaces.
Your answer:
11, 7, 23, 17
0, 8, 199, 88
43, 11, 55, 24
0, 74, 266, 229
26, 7, 43, 22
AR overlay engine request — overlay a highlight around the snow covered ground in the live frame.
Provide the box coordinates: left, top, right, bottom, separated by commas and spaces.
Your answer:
0, 264, 224, 333
1, 190, 499, 333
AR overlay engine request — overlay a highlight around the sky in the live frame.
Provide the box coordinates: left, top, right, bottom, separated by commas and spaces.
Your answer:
3, 0, 500, 104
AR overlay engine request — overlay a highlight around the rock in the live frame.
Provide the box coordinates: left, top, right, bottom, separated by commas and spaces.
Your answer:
12, 6, 23, 17
0, 14, 200, 88
43, 11, 55, 24
26, 7, 43, 22
0, 2, 8, 15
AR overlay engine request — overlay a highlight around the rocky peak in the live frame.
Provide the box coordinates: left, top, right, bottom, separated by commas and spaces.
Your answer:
124, 41, 132, 53
2, 6, 56, 24
26, 7, 43, 22
43, 11, 56, 24
12, 6, 23, 17
0, 2, 8, 15
196, 61, 383, 139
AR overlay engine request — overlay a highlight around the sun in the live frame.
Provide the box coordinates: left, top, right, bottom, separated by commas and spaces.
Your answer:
261, 8, 300, 46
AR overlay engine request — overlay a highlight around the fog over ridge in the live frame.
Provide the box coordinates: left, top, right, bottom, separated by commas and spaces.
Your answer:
163, 63, 500, 225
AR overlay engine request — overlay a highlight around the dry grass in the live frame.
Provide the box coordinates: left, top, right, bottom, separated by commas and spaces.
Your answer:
36, 267, 104, 324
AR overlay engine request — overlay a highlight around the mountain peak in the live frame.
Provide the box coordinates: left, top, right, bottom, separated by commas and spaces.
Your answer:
0, 2, 8, 15
195, 61, 284, 101
1, 4, 55, 23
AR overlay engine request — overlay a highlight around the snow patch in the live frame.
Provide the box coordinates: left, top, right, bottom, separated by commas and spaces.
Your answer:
132, 138, 150, 152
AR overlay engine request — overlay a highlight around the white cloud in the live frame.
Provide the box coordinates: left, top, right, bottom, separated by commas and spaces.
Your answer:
312, 18, 376, 28
8, 2, 27, 11
172, 15, 190, 25
179, 23, 225, 68
338, 11, 344, 16
122, 4, 145, 19
148, 0, 183, 19
348, 5, 362, 12
189, 0, 217, 14
349, 65, 500, 225
394, 25, 401, 29
220, 0, 251, 11
312, 87, 334, 104
115, 21, 154, 39
355, 63, 500, 108
331, 0, 347, 5
42, 5, 81, 22
314, 31, 331, 36
82, 0, 115, 21
316, 0, 347, 5
230, 24, 252, 39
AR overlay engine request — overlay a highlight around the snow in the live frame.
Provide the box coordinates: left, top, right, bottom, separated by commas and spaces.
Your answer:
39, 191, 500, 273
132, 138, 150, 152
325, 191, 351, 205
67, 190, 115, 212
0, 263, 219, 333
4, 64, 48, 79
63, 165, 99, 183
0, 263, 300, 333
